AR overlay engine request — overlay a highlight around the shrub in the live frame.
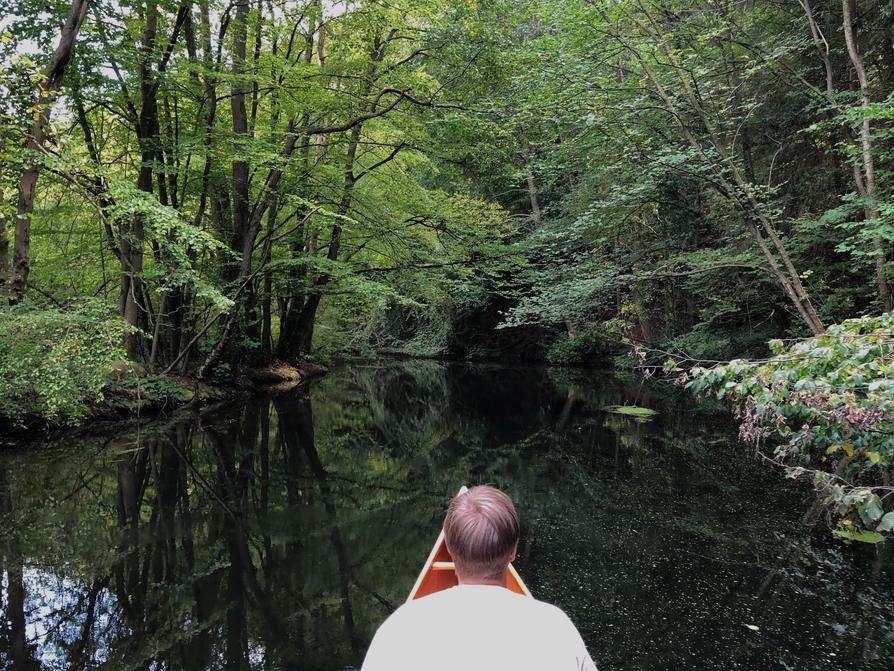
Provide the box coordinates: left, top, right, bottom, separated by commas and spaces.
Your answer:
546, 329, 602, 365
131, 374, 195, 407
686, 314, 894, 542
0, 301, 131, 425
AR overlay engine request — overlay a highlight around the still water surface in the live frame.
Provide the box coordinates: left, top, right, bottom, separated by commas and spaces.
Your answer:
0, 362, 892, 670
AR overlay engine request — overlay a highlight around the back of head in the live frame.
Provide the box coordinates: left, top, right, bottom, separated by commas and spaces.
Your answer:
443, 485, 519, 581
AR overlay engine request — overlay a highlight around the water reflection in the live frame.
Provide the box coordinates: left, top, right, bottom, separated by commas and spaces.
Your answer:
0, 362, 892, 670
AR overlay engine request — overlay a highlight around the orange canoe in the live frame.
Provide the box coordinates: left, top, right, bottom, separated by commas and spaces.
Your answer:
407, 486, 533, 601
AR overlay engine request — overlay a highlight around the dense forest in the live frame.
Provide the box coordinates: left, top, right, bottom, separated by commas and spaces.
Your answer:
1, 2, 893, 534
2, 0, 892, 371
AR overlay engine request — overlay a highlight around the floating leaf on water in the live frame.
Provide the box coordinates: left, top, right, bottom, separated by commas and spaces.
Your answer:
603, 405, 659, 420
832, 528, 887, 544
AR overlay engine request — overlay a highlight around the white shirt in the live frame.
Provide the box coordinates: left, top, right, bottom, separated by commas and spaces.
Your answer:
361, 584, 597, 671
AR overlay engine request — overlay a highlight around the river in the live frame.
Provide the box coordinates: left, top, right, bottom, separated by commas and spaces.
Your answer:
0, 361, 891, 670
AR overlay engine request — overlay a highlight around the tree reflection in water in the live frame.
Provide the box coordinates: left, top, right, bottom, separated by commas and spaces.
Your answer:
0, 362, 892, 670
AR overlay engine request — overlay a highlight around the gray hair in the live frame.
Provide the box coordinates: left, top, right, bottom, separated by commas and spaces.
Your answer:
444, 485, 519, 580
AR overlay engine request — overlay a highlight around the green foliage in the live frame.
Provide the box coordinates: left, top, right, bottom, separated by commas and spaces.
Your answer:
206, 362, 233, 384
500, 254, 625, 331
131, 374, 194, 406
372, 300, 456, 357
832, 527, 886, 544
107, 183, 234, 311
688, 314, 894, 541
476, 0, 894, 356
546, 329, 602, 365
4, 0, 894, 380
661, 330, 733, 362
0, 301, 131, 424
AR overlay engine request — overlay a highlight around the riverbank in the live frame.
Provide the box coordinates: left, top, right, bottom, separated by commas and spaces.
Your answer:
0, 360, 328, 438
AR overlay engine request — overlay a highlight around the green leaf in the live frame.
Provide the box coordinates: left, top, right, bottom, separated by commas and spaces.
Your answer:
832, 528, 886, 544
858, 496, 884, 525
877, 512, 894, 533
828, 443, 855, 458
603, 405, 658, 418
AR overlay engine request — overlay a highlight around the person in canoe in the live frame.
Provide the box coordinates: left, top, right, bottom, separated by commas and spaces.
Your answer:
361, 485, 598, 671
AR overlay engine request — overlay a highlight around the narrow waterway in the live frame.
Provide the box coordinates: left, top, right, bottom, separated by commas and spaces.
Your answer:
0, 362, 891, 670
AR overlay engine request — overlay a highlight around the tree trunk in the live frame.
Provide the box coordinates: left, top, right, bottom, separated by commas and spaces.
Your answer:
526, 168, 542, 228
798, 0, 834, 94
72, 87, 121, 263
273, 15, 318, 360
148, 292, 167, 371
842, 0, 892, 312
231, 0, 250, 268
167, 1, 217, 372
248, 0, 264, 135
199, 26, 408, 376
122, 0, 162, 359
233, 0, 263, 359
276, 297, 304, 359
283, 126, 358, 357
260, 197, 278, 357
279, 31, 391, 357
8, 0, 90, 303
0, 185, 8, 282
120, 1, 189, 361
191, 0, 219, 231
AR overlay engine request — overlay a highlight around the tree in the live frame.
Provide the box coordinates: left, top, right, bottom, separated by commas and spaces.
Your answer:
2, 0, 893, 380
8, 0, 90, 304
799, 0, 892, 314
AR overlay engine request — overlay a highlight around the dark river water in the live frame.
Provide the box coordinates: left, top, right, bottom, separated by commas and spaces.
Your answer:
0, 362, 892, 670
